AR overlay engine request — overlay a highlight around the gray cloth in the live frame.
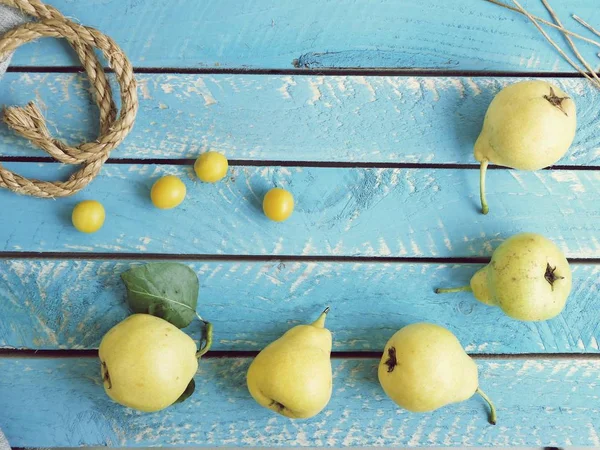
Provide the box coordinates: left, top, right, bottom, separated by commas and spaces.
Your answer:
0, 4, 28, 77
0, 7, 27, 450
0, 428, 10, 450
0, 4, 26, 445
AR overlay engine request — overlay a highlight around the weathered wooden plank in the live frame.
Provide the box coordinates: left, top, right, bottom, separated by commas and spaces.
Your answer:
2, 260, 598, 353
1, 164, 600, 258
6, 0, 599, 71
0, 74, 598, 164
1, 357, 599, 447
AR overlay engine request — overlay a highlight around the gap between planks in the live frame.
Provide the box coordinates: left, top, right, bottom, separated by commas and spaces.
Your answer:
2, 157, 600, 172
2, 252, 600, 265
6, 66, 600, 78
1, 349, 599, 360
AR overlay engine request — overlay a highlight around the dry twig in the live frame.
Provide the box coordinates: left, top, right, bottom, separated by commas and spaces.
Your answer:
485, 0, 600, 49
511, 0, 600, 88
541, 0, 600, 87
573, 15, 600, 40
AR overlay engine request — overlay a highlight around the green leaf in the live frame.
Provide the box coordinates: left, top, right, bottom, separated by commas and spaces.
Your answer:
174, 378, 196, 405
121, 262, 199, 328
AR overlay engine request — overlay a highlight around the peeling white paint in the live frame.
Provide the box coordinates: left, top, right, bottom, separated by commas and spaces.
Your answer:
187, 77, 217, 106
307, 77, 323, 105
289, 263, 316, 294
277, 75, 296, 99
355, 76, 377, 102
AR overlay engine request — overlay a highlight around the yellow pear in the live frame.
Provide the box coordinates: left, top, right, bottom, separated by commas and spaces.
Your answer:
378, 323, 496, 424
99, 314, 198, 412
436, 233, 571, 321
247, 308, 332, 419
474, 80, 576, 214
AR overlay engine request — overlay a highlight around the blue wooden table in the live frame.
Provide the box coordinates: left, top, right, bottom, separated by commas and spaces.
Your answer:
1, 0, 600, 447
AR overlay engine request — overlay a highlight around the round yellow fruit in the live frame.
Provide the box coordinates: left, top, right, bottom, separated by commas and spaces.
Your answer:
470, 233, 572, 321
151, 175, 186, 209
99, 314, 198, 412
378, 323, 478, 413
475, 80, 576, 171
194, 151, 229, 183
263, 188, 294, 222
474, 80, 576, 214
72, 200, 105, 233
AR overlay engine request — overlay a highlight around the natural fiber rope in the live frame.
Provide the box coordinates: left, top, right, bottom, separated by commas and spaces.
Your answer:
0, 0, 138, 198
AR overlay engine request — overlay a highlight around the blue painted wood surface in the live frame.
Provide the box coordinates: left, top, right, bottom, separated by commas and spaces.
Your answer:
0, 163, 599, 257
6, 0, 600, 71
1, 259, 598, 353
2, 0, 600, 447
1, 74, 599, 164
1, 357, 600, 447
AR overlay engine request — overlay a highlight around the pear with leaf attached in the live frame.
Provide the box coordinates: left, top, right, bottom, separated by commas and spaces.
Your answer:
475, 80, 576, 214
378, 323, 496, 424
436, 233, 572, 321
100, 262, 213, 412
247, 308, 332, 419
99, 314, 203, 412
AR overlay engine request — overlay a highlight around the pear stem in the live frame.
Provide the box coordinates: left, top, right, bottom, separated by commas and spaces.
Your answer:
476, 387, 497, 425
312, 306, 330, 328
435, 286, 472, 294
480, 159, 489, 215
196, 321, 213, 359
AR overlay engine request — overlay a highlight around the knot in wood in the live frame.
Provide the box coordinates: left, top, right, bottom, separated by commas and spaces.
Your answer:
0, 0, 138, 198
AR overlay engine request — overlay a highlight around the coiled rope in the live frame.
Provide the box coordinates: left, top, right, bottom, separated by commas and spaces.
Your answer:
0, 0, 138, 198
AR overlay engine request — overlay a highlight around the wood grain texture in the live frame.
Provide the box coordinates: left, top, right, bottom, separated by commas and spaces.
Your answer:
1, 357, 599, 447
1, 163, 600, 257
6, 0, 600, 71
2, 259, 598, 353
1, 74, 599, 164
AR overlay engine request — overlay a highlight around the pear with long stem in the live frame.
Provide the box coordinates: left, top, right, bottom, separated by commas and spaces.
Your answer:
436, 233, 572, 321
378, 322, 496, 425
475, 80, 576, 215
